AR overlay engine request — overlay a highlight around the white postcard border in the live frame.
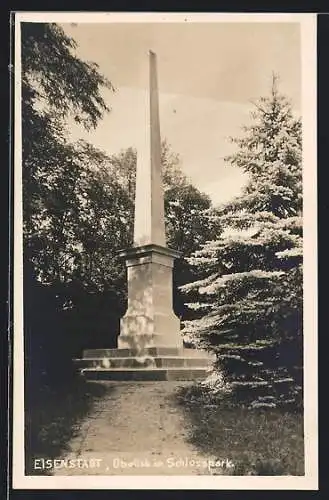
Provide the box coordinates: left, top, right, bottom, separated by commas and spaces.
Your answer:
12, 11, 318, 490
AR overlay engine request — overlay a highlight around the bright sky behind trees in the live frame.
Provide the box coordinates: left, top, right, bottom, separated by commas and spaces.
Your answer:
62, 21, 301, 205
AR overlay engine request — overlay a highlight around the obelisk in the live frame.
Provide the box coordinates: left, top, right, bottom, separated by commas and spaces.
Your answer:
118, 51, 182, 350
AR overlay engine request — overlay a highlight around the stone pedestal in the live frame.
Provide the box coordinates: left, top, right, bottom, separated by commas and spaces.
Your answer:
118, 244, 182, 350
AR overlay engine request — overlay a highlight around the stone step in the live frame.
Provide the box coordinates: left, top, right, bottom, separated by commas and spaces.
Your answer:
82, 347, 213, 359
74, 356, 211, 369
81, 367, 209, 381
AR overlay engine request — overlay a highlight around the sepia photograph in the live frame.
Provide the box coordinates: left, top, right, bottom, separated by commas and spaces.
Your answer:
12, 12, 317, 489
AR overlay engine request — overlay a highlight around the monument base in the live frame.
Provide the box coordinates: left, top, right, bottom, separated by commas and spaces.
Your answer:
74, 346, 215, 381
117, 243, 183, 349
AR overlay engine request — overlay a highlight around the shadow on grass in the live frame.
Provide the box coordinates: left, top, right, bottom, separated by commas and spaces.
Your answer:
175, 385, 304, 476
25, 376, 114, 475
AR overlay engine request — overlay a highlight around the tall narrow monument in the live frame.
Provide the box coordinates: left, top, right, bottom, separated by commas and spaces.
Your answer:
76, 52, 213, 381
117, 51, 182, 351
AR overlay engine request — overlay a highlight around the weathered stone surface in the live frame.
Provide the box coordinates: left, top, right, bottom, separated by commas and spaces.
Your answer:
74, 356, 211, 369
82, 347, 212, 358
81, 367, 210, 381
133, 51, 165, 248
118, 245, 182, 349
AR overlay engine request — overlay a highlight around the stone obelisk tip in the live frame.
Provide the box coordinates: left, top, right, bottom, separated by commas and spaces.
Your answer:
133, 48, 165, 247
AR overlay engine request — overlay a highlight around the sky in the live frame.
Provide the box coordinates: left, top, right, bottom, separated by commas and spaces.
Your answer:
62, 21, 301, 206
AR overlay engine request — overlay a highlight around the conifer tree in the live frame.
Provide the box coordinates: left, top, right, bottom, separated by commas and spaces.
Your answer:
181, 76, 303, 408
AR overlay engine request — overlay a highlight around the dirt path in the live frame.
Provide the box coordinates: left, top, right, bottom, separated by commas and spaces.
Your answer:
52, 381, 216, 476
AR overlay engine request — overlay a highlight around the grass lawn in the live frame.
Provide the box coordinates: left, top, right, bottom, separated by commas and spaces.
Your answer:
176, 386, 304, 476
24, 376, 304, 477
24, 376, 114, 475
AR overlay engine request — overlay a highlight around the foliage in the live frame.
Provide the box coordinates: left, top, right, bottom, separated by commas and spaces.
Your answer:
25, 375, 112, 475
176, 384, 304, 475
21, 23, 126, 380
22, 23, 113, 128
22, 23, 127, 296
181, 76, 303, 408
